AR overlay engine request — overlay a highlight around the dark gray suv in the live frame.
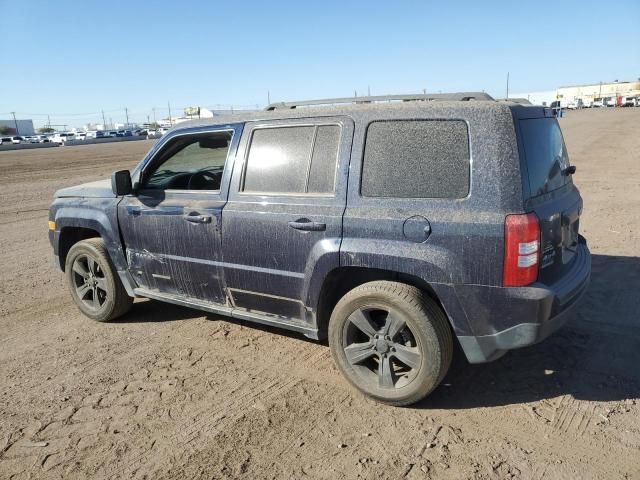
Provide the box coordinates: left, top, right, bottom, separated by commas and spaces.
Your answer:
48, 93, 590, 406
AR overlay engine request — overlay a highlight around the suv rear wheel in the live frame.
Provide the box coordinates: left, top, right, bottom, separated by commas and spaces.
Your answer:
328, 281, 452, 406
65, 238, 133, 322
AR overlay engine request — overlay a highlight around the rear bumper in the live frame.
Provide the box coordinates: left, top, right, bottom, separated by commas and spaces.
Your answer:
456, 237, 591, 363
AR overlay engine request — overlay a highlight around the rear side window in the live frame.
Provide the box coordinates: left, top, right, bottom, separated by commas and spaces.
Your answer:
362, 120, 470, 198
519, 118, 570, 198
243, 124, 340, 195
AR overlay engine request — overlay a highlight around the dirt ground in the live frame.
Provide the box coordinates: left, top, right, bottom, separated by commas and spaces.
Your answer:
0, 108, 639, 480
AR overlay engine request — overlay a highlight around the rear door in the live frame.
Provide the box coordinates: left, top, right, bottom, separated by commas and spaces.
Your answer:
221, 117, 353, 326
118, 126, 241, 304
517, 115, 583, 284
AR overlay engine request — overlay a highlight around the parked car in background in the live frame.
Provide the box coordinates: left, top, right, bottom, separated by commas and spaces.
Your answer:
604, 97, 617, 107
107, 131, 118, 137
0, 137, 13, 145
51, 133, 75, 144
48, 92, 590, 406
75, 132, 87, 141
592, 98, 604, 107
157, 127, 170, 136
566, 99, 584, 109
10, 136, 26, 144
38, 135, 52, 143
621, 96, 638, 107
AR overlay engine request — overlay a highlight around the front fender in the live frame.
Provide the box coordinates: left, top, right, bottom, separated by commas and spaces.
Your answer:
51, 197, 127, 271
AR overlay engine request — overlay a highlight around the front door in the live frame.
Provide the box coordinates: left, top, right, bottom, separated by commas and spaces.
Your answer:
118, 126, 241, 305
221, 117, 353, 326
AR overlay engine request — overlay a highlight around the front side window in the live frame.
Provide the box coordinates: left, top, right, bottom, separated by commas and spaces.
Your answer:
362, 120, 470, 198
242, 124, 340, 195
142, 131, 232, 191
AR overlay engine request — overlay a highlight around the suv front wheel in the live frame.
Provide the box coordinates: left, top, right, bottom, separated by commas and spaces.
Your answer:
328, 281, 452, 406
65, 238, 133, 322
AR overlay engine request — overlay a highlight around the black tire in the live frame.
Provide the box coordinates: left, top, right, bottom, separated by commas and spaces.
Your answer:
328, 281, 452, 406
65, 238, 133, 322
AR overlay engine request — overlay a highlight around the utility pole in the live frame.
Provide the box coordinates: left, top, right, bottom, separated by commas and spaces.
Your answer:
125, 107, 129, 127
506, 72, 510, 99
267, 90, 271, 105
152, 107, 156, 124
10, 112, 19, 135
367, 85, 371, 96
101, 110, 107, 129
47, 114, 51, 129
167, 101, 172, 126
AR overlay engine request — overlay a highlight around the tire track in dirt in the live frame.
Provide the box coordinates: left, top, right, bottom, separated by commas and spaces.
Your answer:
450, 402, 636, 479
98, 347, 332, 479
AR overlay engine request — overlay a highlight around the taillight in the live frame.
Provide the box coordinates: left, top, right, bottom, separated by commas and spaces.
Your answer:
503, 213, 540, 287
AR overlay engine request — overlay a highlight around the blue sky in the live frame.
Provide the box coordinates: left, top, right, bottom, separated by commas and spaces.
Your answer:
1, 0, 638, 128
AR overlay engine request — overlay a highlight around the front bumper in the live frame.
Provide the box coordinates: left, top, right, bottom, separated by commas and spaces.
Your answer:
456, 237, 591, 363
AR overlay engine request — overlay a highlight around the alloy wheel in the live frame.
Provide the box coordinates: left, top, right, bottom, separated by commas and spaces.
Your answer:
342, 307, 422, 389
71, 254, 108, 311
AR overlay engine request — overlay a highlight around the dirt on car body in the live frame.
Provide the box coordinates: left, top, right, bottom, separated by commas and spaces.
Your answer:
1, 109, 639, 479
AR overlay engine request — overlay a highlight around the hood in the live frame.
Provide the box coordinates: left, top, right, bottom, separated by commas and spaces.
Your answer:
55, 179, 115, 198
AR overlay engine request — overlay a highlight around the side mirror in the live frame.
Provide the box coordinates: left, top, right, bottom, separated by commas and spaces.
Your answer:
111, 170, 132, 196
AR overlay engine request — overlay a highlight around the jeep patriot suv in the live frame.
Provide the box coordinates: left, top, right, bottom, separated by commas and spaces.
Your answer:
48, 93, 591, 405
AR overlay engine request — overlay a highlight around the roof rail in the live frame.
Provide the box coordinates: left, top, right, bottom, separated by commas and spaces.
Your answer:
264, 92, 495, 111
497, 97, 533, 105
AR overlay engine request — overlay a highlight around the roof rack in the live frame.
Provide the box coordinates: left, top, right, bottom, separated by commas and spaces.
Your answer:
264, 92, 495, 111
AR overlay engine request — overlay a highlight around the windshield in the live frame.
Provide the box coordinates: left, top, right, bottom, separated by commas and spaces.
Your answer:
519, 118, 571, 198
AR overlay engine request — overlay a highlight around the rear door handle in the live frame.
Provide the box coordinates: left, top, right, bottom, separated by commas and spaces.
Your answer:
184, 214, 212, 224
288, 219, 326, 231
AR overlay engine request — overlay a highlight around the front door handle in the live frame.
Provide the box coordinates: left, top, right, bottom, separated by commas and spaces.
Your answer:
184, 214, 212, 224
288, 218, 326, 232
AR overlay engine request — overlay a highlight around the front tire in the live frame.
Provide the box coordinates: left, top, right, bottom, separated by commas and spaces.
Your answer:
65, 238, 133, 322
328, 281, 453, 406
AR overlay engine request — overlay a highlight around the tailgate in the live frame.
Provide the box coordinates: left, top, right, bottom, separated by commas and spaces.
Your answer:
534, 191, 583, 283
517, 116, 582, 284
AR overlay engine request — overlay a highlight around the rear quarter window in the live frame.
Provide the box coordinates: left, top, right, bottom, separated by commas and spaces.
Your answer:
361, 120, 470, 198
519, 118, 571, 198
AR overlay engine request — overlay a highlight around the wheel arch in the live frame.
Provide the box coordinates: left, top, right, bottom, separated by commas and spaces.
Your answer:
315, 266, 450, 340
58, 226, 101, 270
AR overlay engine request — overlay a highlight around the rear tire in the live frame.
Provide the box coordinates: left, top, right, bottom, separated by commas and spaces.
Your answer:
65, 238, 133, 322
328, 281, 452, 406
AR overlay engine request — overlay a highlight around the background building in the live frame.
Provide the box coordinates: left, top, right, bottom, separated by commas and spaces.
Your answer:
0, 119, 35, 136
557, 80, 640, 106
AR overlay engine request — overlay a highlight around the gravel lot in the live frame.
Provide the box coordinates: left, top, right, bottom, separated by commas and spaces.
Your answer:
1, 108, 639, 479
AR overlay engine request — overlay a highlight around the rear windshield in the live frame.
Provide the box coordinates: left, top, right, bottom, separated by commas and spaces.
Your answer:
519, 118, 571, 198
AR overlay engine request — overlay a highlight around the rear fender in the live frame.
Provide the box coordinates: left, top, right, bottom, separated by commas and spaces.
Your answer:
336, 241, 475, 336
